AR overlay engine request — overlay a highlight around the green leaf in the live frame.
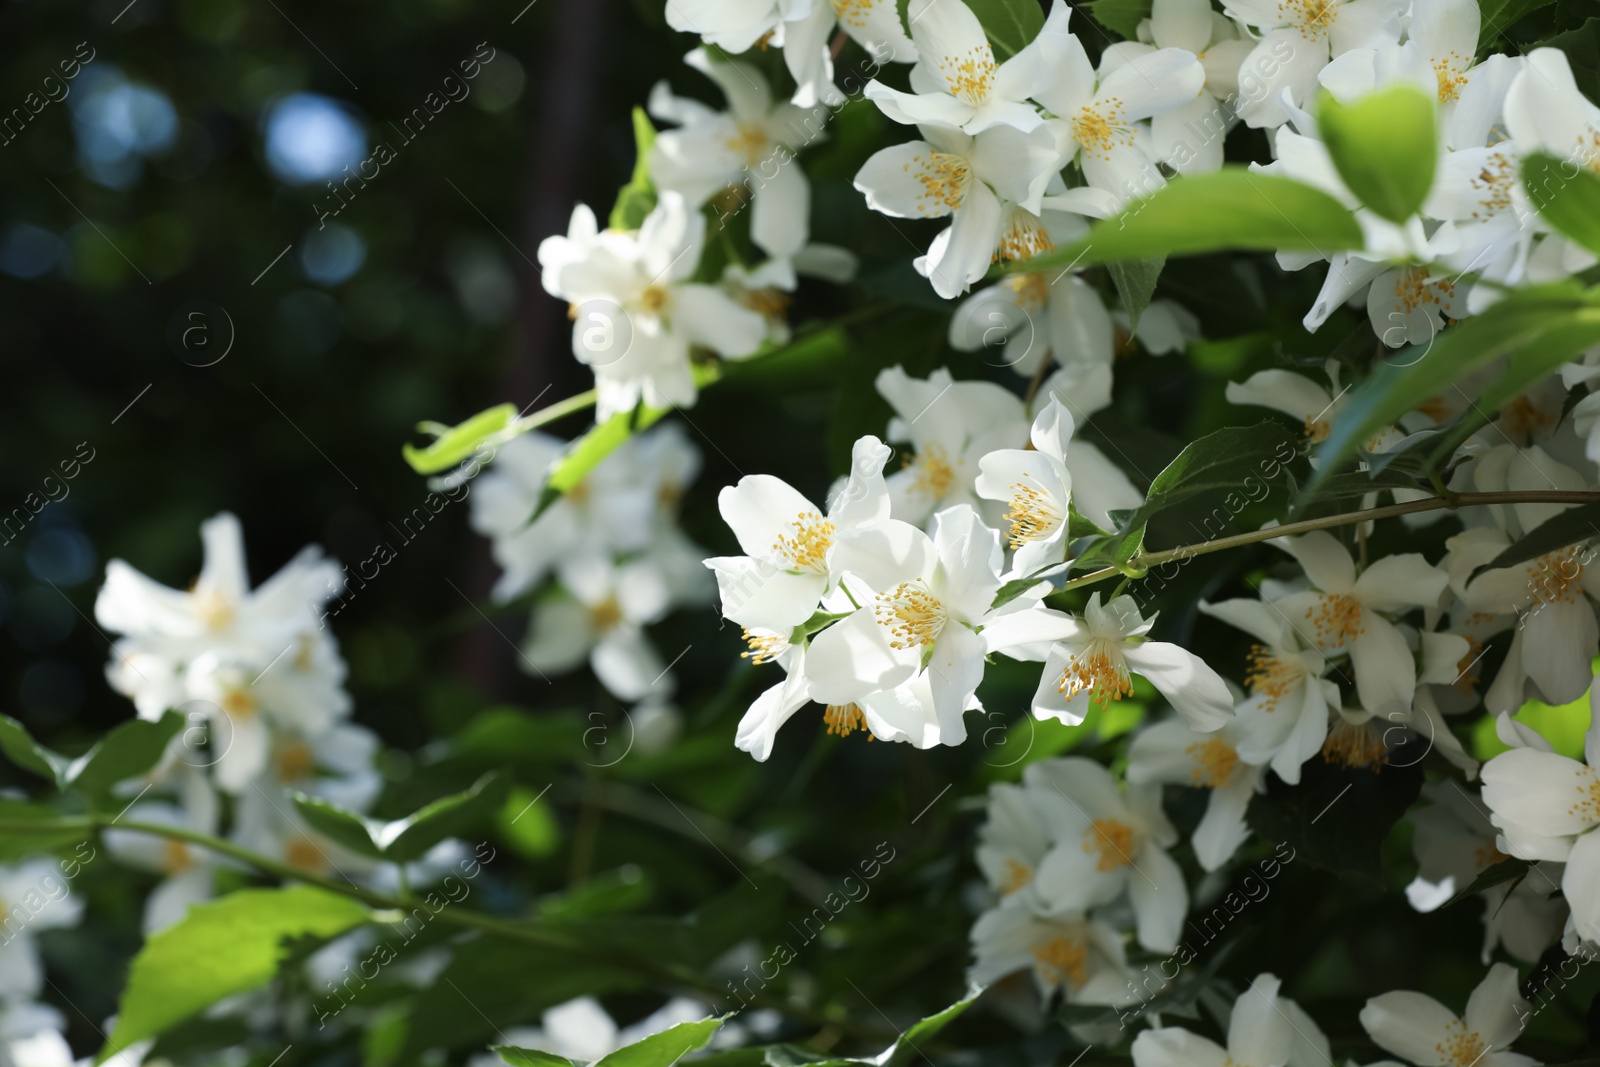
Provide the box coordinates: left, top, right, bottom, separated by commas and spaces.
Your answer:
1477, 0, 1558, 47
495, 1048, 581, 1067
594, 1016, 726, 1067
403, 403, 520, 474
1473, 501, 1600, 577
1293, 466, 1433, 511
377, 771, 510, 863
67, 711, 185, 798
1311, 283, 1600, 482
1016, 170, 1362, 274
0, 715, 68, 784
291, 793, 385, 859
531, 401, 675, 522
1106, 256, 1165, 332
1540, 18, 1600, 103
1317, 85, 1437, 223
1083, 0, 1150, 39
1245, 756, 1423, 882
963, 0, 1044, 60
1106, 421, 1301, 565
1445, 856, 1532, 907
610, 107, 658, 231
1522, 152, 1600, 256
0, 799, 91, 860
99, 886, 371, 1062
876, 987, 982, 1067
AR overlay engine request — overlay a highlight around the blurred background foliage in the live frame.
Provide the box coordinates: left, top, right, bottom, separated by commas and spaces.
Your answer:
9, 0, 1600, 1063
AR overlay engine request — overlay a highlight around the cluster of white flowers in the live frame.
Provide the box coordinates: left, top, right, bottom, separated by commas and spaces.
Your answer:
0, 860, 83, 1067
469, 423, 713, 715
93, 513, 381, 929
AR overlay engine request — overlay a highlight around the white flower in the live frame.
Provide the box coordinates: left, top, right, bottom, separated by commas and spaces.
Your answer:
975, 781, 1054, 900
1506, 48, 1600, 184
805, 505, 1045, 740
863, 0, 1048, 135
974, 397, 1076, 577
1221, 0, 1403, 128
0, 1003, 74, 1067
1406, 781, 1566, 964
1272, 531, 1448, 717
854, 124, 1059, 298
875, 365, 1028, 526
104, 780, 220, 933
471, 996, 709, 1066
705, 434, 892, 632
1481, 704, 1600, 944
1133, 973, 1329, 1067
649, 49, 820, 260
968, 905, 1138, 1005
948, 269, 1111, 378
782, 0, 917, 107
1358, 962, 1535, 1067
1127, 716, 1264, 871
1031, 33, 1205, 205
731, 626, 813, 761
1199, 597, 1333, 785
536, 193, 768, 419
0, 859, 84, 1000
1027, 757, 1187, 952
662, 0, 799, 55
524, 555, 674, 700
1121, 0, 1256, 174
97, 511, 341, 674
1027, 593, 1234, 733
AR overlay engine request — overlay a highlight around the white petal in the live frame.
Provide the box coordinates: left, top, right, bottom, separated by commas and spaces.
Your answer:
1360, 991, 1462, 1065
1123, 640, 1233, 731
1229, 974, 1296, 1067
1463, 961, 1532, 1052
805, 607, 918, 703
1128, 842, 1187, 951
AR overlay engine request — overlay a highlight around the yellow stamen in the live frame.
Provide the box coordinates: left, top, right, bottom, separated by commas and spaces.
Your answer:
1434, 1020, 1486, 1067
161, 840, 195, 875
1081, 818, 1136, 871
1245, 644, 1303, 713
773, 511, 836, 572
874, 582, 947, 649
741, 629, 787, 665
1057, 641, 1134, 709
1278, 0, 1338, 38
1527, 546, 1586, 606
1001, 858, 1032, 895
1433, 53, 1469, 103
276, 741, 316, 783
902, 152, 972, 216
1032, 934, 1090, 990
1186, 738, 1240, 788
1071, 98, 1134, 160
1004, 482, 1062, 549
823, 703, 869, 738
1322, 718, 1386, 768
221, 687, 257, 719
1304, 593, 1363, 645
726, 122, 770, 167
589, 596, 624, 632
936, 45, 996, 104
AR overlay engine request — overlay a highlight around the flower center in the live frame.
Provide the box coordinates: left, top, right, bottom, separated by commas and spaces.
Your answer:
1071, 99, 1134, 160
1394, 266, 1455, 315
1005, 482, 1063, 549
994, 211, 1055, 263
874, 582, 948, 649
589, 596, 624, 632
907, 151, 973, 216
823, 703, 869, 738
741, 628, 787, 665
1321, 718, 1386, 768
907, 444, 956, 500
1435, 1020, 1486, 1067
1057, 640, 1134, 708
1004, 272, 1050, 312
1454, 634, 1484, 695
1031, 935, 1090, 990
1244, 645, 1304, 713
1081, 818, 1136, 871
741, 286, 792, 321
221, 686, 257, 719
1527, 546, 1585, 606
638, 285, 671, 314
726, 121, 770, 167
162, 840, 196, 875
285, 837, 328, 874
276, 741, 316, 782
1278, 0, 1338, 38
1433, 53, 1469, 103
832, 0, 880, 28
1565, 769, 1600, 822
194, 588, 235, 630
1001, 858, 1031, 895
1498, 394, 1557, 441
936, 44, 996, 105
773, 510, 836, 572
1186, 738, 1240, 788
1303, 415, 1331, 443
1304, 593, 1363, 646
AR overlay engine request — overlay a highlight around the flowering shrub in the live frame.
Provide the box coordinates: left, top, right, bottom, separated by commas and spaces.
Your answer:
15, 0, 1600, 1065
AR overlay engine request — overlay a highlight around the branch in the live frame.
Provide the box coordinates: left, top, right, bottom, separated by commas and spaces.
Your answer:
1058, 490, 1600, 593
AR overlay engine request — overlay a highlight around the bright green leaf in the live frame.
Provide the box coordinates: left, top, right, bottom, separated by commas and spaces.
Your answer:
1317, 85, 1437, 223
99, 887, 371, 1062
594, 1016, 726, 1067
495, 1048, 581, 1067
377, 771, 510, 862
1522, 152, 1600, 256
532, 401, 676, 521
403, 403, 520, 475
291, 793, 385, 859
67, 711, 185, 798
1016, 170, 1362, 274
0, 715, 68, 784
1106, 256, 1165, 332
496, 786, 561, 859
609, 107, 659, 231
